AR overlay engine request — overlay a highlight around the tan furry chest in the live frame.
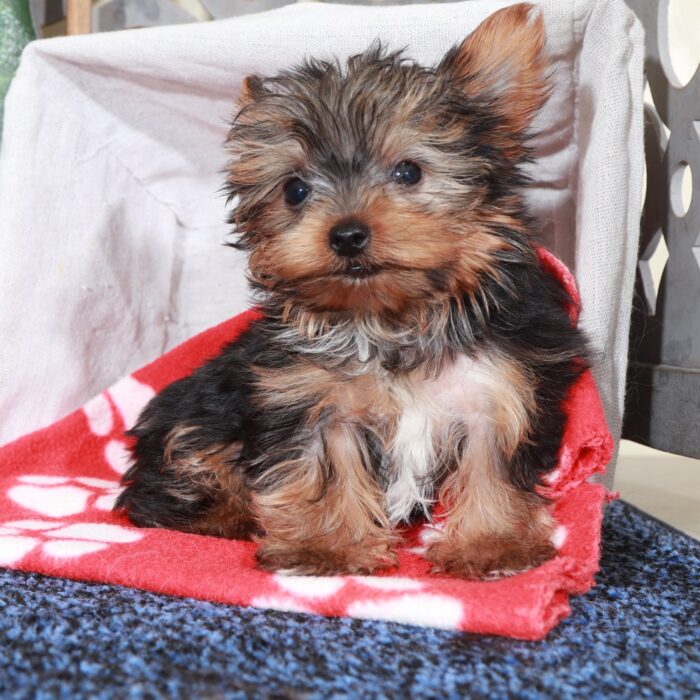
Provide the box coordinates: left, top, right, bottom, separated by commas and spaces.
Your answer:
253, 353, 513, 523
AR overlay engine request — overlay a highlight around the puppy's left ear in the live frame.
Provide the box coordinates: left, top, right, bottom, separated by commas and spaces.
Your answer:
440, 3, 548, 136
238, 74, 266, 107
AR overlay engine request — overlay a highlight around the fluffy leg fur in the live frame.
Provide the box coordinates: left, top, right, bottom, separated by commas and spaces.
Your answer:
252, 420, 397, 575
425, 353, 556, 579
117, 426, 256, 539
427, 433, 555, 579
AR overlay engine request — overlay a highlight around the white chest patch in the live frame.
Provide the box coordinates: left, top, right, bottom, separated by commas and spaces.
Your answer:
383, 384, 441, 524
382, 354, 496, 524
380, 352, 514, 524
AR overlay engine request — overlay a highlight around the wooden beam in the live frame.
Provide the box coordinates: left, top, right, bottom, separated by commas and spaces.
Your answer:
66, 0, 92, 35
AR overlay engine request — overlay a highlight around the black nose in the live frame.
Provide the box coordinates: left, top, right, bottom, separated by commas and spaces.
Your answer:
329, 221, 370, 258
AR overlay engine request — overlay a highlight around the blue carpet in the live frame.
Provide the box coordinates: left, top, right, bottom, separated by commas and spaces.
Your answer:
1, 500, 698, 699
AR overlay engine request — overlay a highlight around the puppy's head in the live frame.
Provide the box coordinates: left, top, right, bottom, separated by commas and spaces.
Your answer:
226, 3, 548, 318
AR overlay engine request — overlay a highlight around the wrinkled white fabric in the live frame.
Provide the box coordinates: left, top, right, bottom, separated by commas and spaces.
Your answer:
0, 0, 643, 487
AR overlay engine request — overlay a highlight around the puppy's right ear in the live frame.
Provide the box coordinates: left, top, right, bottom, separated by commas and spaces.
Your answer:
238, 75, 266, 106
439, 3, 548, 137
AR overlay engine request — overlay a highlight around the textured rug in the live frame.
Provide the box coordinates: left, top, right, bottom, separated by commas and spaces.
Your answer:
1, 500, 698, 700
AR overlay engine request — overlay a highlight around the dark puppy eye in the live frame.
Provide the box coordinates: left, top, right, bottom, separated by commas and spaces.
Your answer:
283, 177, 311, 206
391, 160, 422, 186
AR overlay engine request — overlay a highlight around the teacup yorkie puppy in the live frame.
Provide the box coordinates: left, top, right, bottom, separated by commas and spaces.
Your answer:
116, 3, 586, 579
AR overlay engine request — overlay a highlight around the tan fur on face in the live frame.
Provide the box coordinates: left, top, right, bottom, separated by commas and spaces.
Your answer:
365, 196, 508, 293
249, 185, 511, 316
247, 207, 335, 288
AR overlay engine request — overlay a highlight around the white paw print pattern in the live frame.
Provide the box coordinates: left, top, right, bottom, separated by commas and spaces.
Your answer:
0, 518, 142, 566
0, 375, 154, 567
9, 475, 123, 518
2, 474, 143, 565
347, 593, 466, 629
249, 573, 466, 630
82, 375, 155, 475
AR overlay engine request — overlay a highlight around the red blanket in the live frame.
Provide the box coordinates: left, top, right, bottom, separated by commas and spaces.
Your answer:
0, 250, 612, 640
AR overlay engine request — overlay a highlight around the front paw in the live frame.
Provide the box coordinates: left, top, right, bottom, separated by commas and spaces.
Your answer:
426, 534, 556, 580
255, 539, 398, 576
